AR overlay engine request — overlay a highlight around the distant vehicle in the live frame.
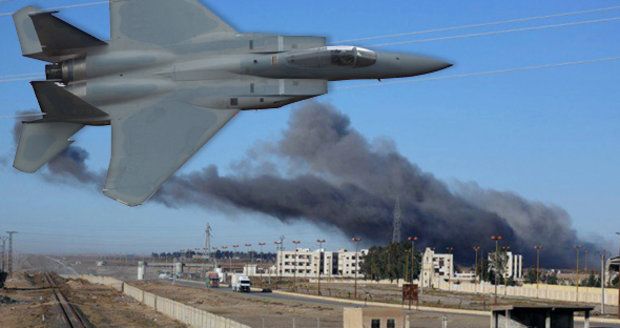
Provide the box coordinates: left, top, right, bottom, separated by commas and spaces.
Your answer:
231, 274, 251, 293
96, 261, 105, 267
207, 272, 220, 288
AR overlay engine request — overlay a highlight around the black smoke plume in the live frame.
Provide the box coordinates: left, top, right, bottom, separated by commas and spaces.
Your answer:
9, 103, 596, 267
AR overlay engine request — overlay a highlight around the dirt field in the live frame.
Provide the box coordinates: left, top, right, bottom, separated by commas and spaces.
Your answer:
0, 272, 186, 328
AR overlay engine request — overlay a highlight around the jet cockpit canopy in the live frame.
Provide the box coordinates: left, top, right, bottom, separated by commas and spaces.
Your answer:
287, 46, 377, 68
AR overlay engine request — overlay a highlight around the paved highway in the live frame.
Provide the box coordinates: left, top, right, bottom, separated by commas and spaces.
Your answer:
168, 278, 620, 328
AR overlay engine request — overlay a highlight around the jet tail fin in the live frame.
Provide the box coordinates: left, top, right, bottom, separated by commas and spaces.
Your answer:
13, 6, 106, 62
14, 122, 84, 173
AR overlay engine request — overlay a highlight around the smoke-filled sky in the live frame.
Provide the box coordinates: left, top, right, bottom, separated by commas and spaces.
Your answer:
1, 0, 619, 268
4, 103, 605, 267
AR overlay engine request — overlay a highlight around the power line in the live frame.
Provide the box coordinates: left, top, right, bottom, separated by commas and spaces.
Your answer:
335, 5, 620, 43
336, 56, 620, 90
0, 0, 107, 17
371, 16, 620, 47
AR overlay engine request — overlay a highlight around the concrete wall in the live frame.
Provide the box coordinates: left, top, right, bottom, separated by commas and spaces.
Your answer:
76, 275, 251, 328
437, 280, 619, 306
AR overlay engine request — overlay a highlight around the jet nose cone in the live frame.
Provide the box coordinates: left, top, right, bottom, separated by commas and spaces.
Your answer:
410, 55, 453, 74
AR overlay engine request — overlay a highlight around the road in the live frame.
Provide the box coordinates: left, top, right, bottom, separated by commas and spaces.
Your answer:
169, 278, 620, 328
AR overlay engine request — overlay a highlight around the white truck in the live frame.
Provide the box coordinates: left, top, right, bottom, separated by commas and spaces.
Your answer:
231, 274, 251, 292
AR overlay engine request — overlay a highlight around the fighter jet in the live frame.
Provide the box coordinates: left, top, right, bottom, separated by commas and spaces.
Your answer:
12, 0, 451, 206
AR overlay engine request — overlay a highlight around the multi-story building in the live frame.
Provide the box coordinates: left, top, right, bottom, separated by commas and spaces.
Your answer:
421, 247, 454, 288
276, 248, 367, 278
488, 251, 523, 280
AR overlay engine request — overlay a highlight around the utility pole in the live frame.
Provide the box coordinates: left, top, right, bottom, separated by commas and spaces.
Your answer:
535, 245, 543, 298
351, 237, 361, 299
316, 239, 325, 295
408, 236, 418, 284
6, 231, 17, 277
491, 235, 502, 305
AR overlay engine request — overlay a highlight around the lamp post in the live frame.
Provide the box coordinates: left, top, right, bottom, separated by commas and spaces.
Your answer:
445, 247, 454, 291
292, 240, 301, 290
232, 245, 239, 273
258, 242, 266, 282
501, 246, 510, 295
534, 245, 543, 298
274, 240, 283, 288
473, 246, 480, 287
601, 251, 606, 315
245, 243, 253, 265
316, 239, 326, 295
352, 237, 361, 299
407, 236, 418, 284
575, 245, 582, 303
616, 232, 620, 319
491, 235, 503, 304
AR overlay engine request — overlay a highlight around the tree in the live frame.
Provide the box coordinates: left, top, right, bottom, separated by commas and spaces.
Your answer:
488, 250, 508, 284
524, 268, 537, 284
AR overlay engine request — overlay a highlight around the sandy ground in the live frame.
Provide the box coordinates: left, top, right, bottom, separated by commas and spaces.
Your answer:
0, 272, 186, 328
132, 280, 497, 328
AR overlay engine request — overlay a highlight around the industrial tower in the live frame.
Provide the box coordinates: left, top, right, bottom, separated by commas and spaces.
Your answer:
392, 197, 402, 244
205, 223, 212, 261
6, 231, 17, 276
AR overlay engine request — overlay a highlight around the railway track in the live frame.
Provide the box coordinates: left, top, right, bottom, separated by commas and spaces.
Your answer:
43, 272, 88, 328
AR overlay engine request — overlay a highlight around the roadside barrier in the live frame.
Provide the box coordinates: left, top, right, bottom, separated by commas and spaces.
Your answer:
75, 274, 251, 328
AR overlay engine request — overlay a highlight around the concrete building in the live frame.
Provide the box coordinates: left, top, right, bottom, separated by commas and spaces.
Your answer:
421, 247, 454, 288
276, 248, 367, 278
488, 251, 523, 281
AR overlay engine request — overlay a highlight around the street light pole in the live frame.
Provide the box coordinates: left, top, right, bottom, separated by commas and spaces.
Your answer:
316, 239, 325, 296
473, 246, 480, 292
491, 235, 503, 305
292, 240, 301, 291
601, 251, 606, 315
575, 245, 582, 303
445, 247, 454, 291
274, 240, 283, 288
407, 236, 418, 284
232, 245, 239, 274
352, 237, 361, 299
535, 245, 543, 298
258, 242, 266, 282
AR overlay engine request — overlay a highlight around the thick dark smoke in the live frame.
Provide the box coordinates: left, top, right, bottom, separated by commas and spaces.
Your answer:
9, 103, 597, 267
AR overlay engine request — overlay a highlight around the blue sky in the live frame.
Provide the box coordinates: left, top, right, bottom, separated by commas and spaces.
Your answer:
0, 0, 619, 256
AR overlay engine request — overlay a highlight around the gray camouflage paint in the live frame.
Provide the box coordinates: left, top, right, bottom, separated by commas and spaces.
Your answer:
12, 0, 451, 206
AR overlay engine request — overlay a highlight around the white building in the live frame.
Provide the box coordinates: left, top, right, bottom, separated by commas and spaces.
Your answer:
421, 248, 454, 288
276, 248, 367, 278
488, 251, 523, 280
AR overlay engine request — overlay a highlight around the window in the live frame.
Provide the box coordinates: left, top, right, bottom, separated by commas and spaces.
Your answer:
387, 319, 396, 328
371, 319, 380, 328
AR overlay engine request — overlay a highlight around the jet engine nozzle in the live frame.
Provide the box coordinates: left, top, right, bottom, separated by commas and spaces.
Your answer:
45, 58, 86, 83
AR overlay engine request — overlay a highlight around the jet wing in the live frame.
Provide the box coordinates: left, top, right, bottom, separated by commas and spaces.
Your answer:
109, 0, 236, 47
103, 100, 238, 206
